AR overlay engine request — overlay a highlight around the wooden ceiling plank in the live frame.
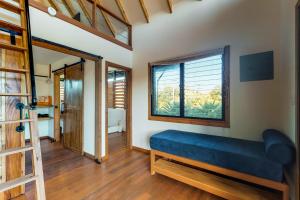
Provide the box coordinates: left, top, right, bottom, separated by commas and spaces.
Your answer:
115, 0, 130, 24
138, 0, 149, 23
167, 0, 173, 13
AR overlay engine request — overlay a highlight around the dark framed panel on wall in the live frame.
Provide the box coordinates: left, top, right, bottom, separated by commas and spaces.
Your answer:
148, 46, 230, 128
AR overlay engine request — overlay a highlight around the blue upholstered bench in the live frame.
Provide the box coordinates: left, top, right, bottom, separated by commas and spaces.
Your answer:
150, 129, 295, 200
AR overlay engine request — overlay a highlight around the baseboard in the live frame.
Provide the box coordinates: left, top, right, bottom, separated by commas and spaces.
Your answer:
132, 146, 150, 154
83, 152, 96, 160
25, 136, 54, 143
101, 155, 109, 161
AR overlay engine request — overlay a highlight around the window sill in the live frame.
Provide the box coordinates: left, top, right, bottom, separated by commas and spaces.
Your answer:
148, 115, 230, 128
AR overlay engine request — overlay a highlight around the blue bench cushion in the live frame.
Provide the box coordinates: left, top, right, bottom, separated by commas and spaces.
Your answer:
150, 130, 284, 182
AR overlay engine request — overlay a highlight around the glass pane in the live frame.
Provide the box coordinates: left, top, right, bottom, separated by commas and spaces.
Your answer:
95, 9, 114, 37
53, 0, 72, 17
184, 54, 223, 119
152, 65, 180, 116
108, 16, 129, 45
70, 0, 92, 27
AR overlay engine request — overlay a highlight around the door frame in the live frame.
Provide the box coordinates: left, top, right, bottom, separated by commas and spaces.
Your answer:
53, 69, 64, 143
296, 1, 300, 199
32, 37, 103, 162
104, 61, 132, 160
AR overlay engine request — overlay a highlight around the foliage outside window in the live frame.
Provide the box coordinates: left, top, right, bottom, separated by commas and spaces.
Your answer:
149, 46, 230, 127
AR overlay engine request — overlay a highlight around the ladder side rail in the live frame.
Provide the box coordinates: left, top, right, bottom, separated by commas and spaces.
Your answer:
29, 111, 46, 200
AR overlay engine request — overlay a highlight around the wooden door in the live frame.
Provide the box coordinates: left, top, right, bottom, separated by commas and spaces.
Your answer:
63, 63, 83, 153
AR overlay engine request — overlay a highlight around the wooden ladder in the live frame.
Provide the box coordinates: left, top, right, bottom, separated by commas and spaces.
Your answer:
0, 0, 46, 199
0, 113, 46, 200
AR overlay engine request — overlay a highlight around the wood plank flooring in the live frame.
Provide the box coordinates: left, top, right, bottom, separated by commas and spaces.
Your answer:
16, 140, 224, 200
108, 132, 127, 155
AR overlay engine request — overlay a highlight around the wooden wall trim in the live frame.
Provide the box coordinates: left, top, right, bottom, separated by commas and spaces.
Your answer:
29, 0, 133, 51
132, 146, 150, 154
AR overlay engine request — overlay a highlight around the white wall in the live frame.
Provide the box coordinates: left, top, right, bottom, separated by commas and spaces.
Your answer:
131, 0, 291, 148
83, 60, 96, 155
35, 64, 54, 139
29, 7, 133, 156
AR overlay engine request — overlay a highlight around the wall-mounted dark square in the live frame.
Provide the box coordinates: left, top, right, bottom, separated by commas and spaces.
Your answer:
240, 51, 274, 82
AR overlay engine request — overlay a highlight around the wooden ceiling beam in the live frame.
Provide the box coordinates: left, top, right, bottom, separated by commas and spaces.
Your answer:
167, 0, 173, 13
138, 0, 149, 23
115, 0, 130, 24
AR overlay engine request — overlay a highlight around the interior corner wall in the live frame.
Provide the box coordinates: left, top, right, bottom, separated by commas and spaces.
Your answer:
29, 7, 133, 157
131, 0, 290, 148
280, 1, 298, 199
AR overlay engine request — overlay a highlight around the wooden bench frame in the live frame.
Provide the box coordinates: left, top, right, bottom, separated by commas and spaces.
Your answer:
150, 150, 289, 200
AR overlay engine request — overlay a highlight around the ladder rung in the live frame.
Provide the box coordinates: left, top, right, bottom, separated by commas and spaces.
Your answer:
0, 43, 27, 52
0, 93, 30, 97
0, 145, 34, 157
0, 67, 28, 73
0, 19, 24, 32
0, 0, 24, 13
0, 174, 37, 192
0, 119, 33, 125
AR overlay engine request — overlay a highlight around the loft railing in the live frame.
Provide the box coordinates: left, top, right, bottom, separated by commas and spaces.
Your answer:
29, 0, 132, 50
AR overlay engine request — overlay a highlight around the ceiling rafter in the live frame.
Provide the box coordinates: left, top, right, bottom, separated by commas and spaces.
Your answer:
167, 0, 173, 13
115, 0, 130, 24
138, 0, 149, 23
97, 0, 116, 37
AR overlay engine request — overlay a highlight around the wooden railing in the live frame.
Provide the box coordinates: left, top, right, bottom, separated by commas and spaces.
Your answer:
29, 0, 132, 50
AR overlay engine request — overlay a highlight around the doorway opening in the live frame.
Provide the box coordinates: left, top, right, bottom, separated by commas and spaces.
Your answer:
105, 61, 132, 159
31, 37, 102, 161
33, 46, 85, 153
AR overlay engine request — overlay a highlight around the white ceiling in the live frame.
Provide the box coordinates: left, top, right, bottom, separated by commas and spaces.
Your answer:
32, 46, 76, 65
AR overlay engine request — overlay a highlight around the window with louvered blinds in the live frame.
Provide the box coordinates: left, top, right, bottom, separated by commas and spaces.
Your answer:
150, 46, 230, 127
108, 71, 127, 109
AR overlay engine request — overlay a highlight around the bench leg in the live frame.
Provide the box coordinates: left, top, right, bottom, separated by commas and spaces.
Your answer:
150, 150, 156, 175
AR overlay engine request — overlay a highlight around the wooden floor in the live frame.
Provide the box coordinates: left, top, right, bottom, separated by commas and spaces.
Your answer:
17, 140, 224, 200
108, 132, 127, 154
